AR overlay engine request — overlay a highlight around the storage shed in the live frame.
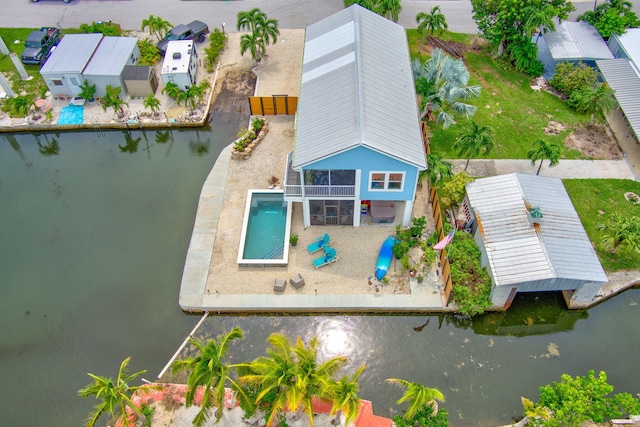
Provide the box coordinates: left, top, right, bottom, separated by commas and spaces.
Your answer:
123, 66, 159, 97
40, 33, 103, 97
537, 21, 613, 80
464, 173, 607, 309
82, 37, 140, 97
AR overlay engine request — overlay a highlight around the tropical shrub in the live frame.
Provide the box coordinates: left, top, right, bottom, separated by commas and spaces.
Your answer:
80, 21, 122, 36
549, 62, 597, 97
533, 370, 640, 426
578, 0, 640, 39
393, 407, 449, 427
508, 36, 544, 77
204, 28, 227, 72
137, 39, 161, 66
446, 231, 492, 316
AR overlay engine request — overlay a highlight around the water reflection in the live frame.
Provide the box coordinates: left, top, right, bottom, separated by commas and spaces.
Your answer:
473, 293, 589, 336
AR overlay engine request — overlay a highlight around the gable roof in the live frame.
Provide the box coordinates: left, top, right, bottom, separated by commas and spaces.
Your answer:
597, 58, 640, 142
83, 37, 138, 77
609, 28, 640, 68
544, 21, 613, 61
292, 4, 425, 169
466, 173, 607, 287
41, 33, 104, 74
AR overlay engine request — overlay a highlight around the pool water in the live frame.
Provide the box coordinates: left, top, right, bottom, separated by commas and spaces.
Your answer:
242, 192, 287, 260
57, 105, 84, 125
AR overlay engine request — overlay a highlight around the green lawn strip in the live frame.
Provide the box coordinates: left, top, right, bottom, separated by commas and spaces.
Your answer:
406, 31, 595, 160
564, 179, 640, 271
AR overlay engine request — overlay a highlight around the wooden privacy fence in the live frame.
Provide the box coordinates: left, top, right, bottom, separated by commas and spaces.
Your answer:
248, 95, 298, 116
429, 186, 453, 304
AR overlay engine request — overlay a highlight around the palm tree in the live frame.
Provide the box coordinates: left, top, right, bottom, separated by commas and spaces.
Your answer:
172, 327, 251, 427
78, 357, 160, 427
291, 336, 348, 427
324, 364, 366, 426
419, 153, 453, 187
521, 396, 552, 422
143, 94, 161, 116
101, 85, 129, 118
374, 0, 403, 22
527, 139, 561, 175
453, 120, 495, 170
13, 94, 35, 118
596, 212, 640, 253
416, 6, 448, 48
141, 15, 172, 41
237, 8, 280, 62
571, 83, 617, 125
386, 378, 445, 420
162, 82, 182, 100
412, 48, 481, 129
238, 333, 299, 427
240, 32, 266, 63
177, 84, 205, 113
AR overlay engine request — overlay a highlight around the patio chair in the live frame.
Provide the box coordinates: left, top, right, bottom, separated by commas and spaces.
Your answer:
290, 273, 305, 289
274, 278, 286, 293
313, 247, 338, 269
306, 233, 331, 254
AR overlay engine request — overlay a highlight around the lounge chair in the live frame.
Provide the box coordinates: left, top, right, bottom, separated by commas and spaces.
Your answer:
290, 273, 305, 289
307, 233, 331, 254
313, 247, 338, 269
274, 278, 286, 292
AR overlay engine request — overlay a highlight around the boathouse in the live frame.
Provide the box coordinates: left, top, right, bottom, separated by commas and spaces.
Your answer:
463, 173, 608, 309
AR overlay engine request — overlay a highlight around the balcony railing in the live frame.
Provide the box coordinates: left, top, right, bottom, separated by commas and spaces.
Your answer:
285, 185, 355, 197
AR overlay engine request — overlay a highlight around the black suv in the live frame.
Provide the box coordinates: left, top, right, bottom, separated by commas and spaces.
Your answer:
156, 20, 209, 55
21, 27, 61, 65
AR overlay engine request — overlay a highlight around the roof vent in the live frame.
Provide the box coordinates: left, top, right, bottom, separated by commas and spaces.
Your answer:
173, 52, 181, 60
527, 207, 543, 227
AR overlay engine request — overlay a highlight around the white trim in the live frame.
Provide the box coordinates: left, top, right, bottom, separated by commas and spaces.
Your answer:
368, 171, 405, 191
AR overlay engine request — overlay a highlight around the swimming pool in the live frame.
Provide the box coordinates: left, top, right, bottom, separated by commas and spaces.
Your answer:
57, 105, 84, 125
237, 190, 292, 266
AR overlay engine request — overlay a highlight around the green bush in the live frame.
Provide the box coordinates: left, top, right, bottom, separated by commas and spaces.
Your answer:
535, 370, 640, 427
393, 407, 449, 427
137, 39, 161, 66
80, 21, 122, 36
204, 28, 227, 73
549, 62, 597, 97
447, 231, 492, 316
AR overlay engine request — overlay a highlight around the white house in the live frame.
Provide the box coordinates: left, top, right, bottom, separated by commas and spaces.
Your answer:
160, 40, 198, 91
82, 36, 140, 97
463, 173, 608, 309
40, 34, 140, 98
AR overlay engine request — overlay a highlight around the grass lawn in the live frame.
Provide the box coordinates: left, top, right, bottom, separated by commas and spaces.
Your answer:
406, 30, 595, 160
564, 179, 640, 271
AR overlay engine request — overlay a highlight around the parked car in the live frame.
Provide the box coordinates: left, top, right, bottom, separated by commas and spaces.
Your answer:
31, 0, 72, 3
21, 27, 61, 65
156, 20, 209, 55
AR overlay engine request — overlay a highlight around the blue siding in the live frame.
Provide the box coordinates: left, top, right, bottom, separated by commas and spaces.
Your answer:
305, 146, 418, 200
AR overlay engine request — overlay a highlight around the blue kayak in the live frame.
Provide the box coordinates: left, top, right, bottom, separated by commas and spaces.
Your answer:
375, 236, 396, 280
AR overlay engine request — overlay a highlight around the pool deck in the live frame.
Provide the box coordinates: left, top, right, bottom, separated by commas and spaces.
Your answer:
178, 29, 640, 314
179, 30, 451, 313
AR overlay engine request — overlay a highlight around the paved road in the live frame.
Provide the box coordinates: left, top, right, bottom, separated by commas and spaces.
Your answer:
4, 0, 640, 34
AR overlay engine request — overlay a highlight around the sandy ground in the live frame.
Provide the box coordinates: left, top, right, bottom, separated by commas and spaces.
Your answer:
202, 29, 437, 298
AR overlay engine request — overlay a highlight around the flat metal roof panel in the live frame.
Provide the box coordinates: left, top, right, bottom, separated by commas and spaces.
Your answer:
545, 21, 613, 60
41, 33, 103, 74
84, 37, 138, 76
597, 58, 640, 140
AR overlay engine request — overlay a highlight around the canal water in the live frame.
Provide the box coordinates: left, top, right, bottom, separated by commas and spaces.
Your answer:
1, 127, 638, 427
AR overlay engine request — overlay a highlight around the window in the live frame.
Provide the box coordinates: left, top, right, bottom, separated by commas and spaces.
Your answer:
51, 79, 63, 86
369, 171, 405, 191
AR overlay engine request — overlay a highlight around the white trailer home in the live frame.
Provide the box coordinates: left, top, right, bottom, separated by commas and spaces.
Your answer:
160, 40, 198, 91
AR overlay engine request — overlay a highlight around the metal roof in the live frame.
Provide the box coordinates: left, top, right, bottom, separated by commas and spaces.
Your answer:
597, 58, 640, 141
609, 28, 640, 68
466, 173, 607, 287
292, 4, 426, 169
83, 37, 138, 77
41, 33, 103, 74
544, 21, 613, 61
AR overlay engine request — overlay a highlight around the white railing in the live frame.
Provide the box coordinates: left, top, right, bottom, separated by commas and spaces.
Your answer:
285, 185, 355, 197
